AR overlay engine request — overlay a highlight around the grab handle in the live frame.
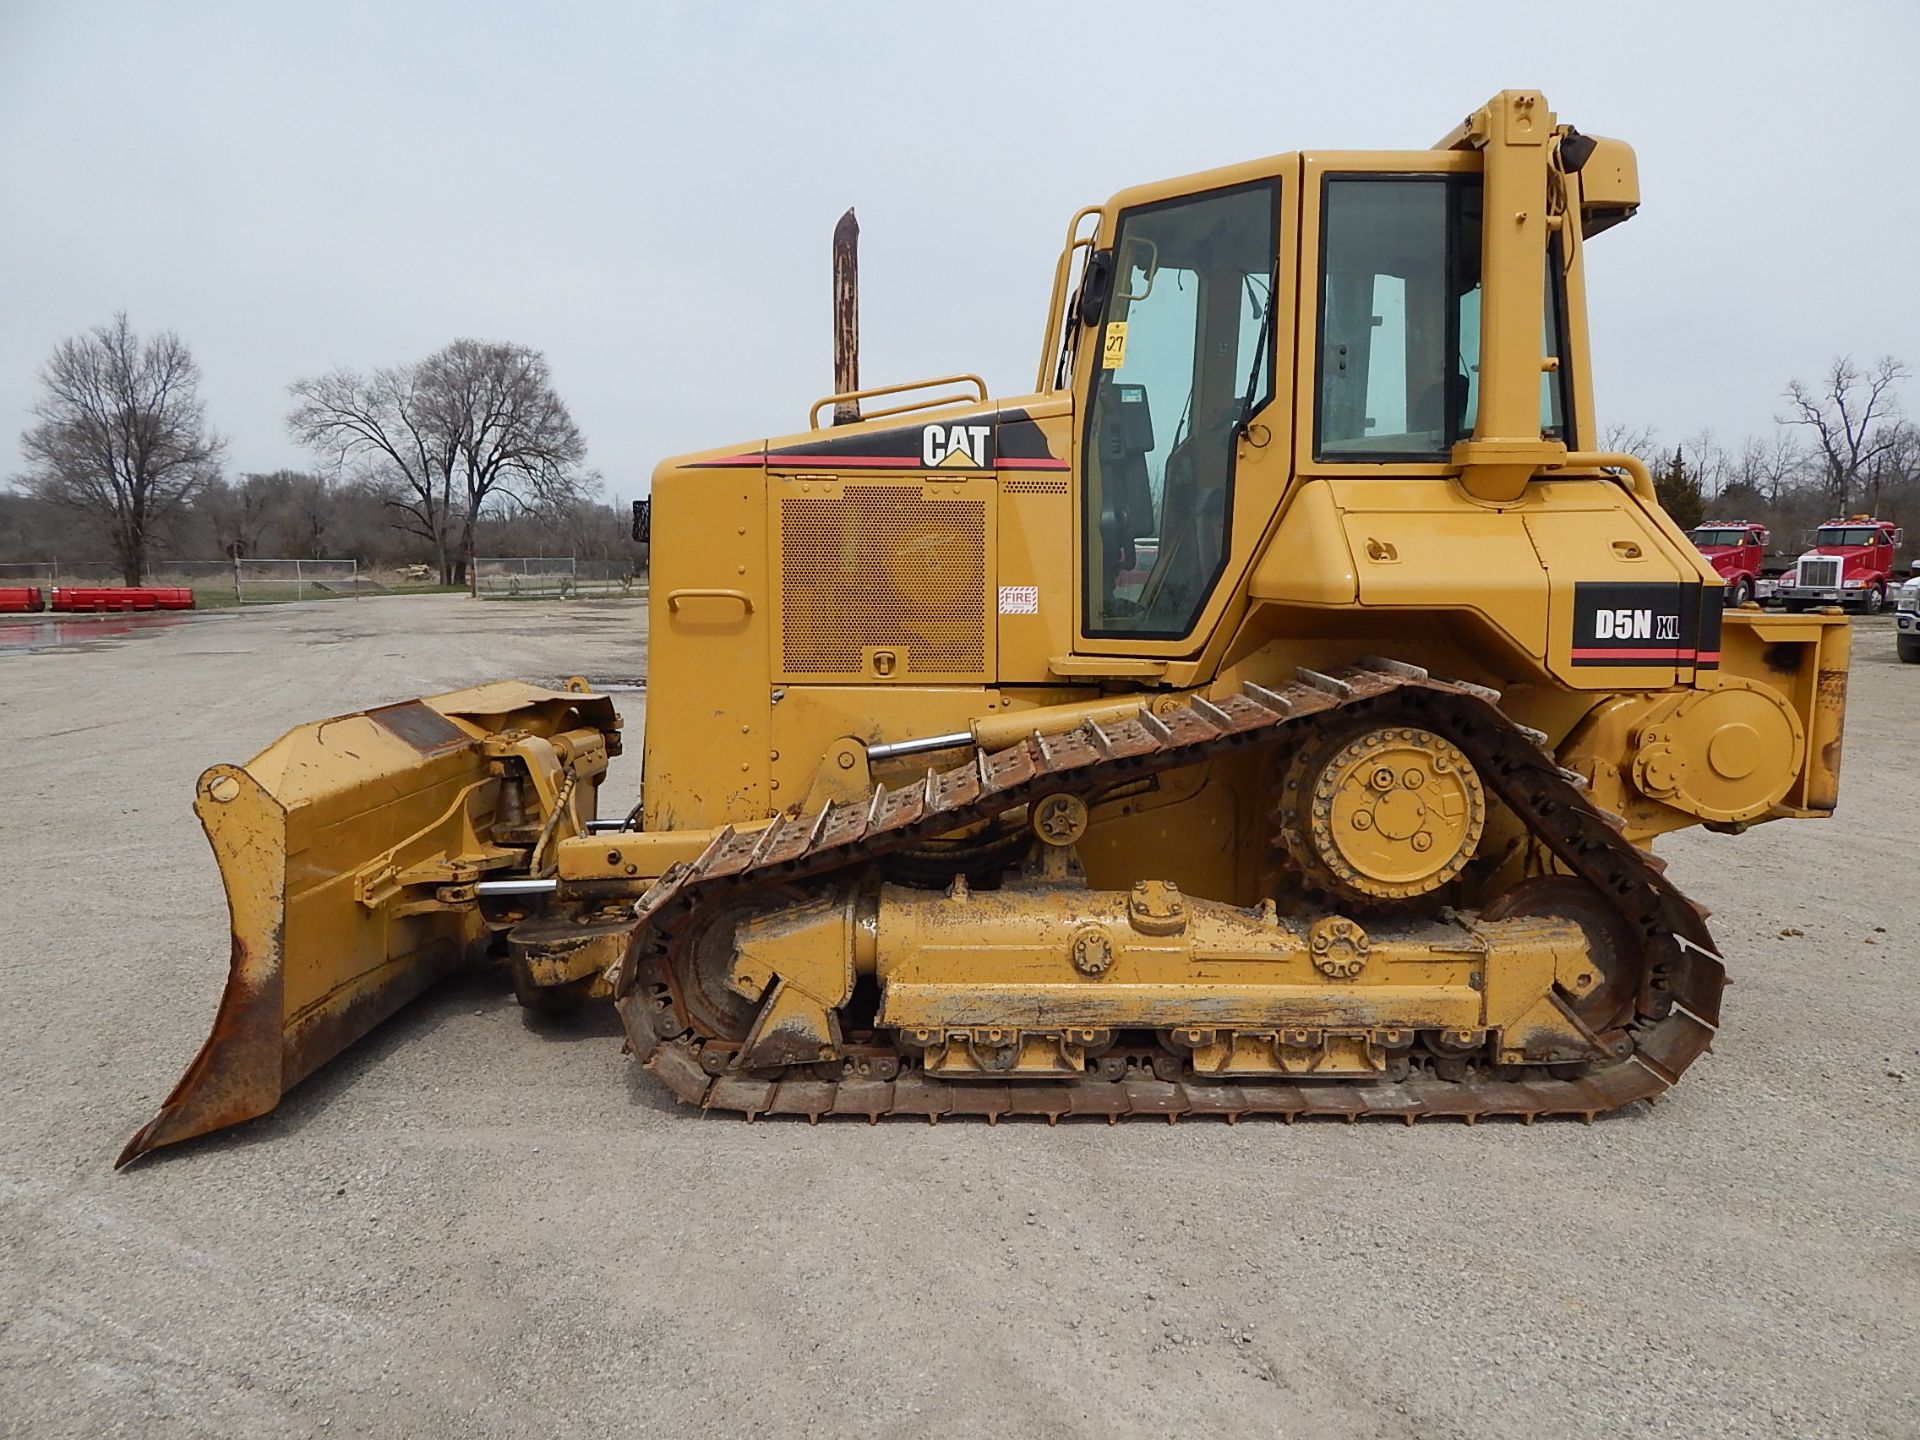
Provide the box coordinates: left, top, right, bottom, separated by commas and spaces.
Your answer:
666, 588, 754, 614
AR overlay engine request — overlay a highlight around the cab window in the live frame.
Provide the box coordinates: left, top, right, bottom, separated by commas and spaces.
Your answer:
1314, 174, 1573, 460
1816, 526, 1880, 546
1082, 180, 1279, 639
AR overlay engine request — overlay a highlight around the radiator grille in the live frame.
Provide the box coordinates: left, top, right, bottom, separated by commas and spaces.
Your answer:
1799, 558, 1839, 588
779, 486, 988, 677
1002, 478, 1069, 495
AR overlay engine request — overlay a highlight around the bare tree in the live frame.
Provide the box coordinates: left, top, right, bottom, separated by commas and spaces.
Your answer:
1675, 431, 1730, 500
1781, 355, 1911, 514
16, 313, 223, 584
1730, 431, 1806, 507
201, 474, 275, 558
428, 340, 591, 589
1600, 421, 1660, 461
272, 470, 337, 558
287, 362, 460, 581
1859, 420, 1920, 535
289, 339, 591, 584
199, 469, 338, 559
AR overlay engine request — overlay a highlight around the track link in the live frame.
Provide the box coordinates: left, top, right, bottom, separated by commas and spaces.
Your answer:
610, 661, 1725, 1124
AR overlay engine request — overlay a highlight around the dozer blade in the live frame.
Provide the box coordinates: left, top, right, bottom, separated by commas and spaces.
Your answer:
118, 682, 617, 1166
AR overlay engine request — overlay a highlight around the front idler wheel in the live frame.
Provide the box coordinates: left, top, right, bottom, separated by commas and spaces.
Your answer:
1482, 875, 1643, 1034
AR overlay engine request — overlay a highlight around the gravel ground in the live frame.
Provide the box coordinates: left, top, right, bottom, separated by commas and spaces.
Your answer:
1, 595, 1914, 1439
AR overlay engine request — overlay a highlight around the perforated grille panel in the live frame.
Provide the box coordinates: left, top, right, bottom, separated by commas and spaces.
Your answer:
779, 485, 990, 678
1002, 478, 1069, 495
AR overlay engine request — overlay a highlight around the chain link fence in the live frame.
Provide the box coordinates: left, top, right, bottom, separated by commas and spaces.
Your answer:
2, 556, 645, 605
0, 558, 364, 606
473, 557, 644, 599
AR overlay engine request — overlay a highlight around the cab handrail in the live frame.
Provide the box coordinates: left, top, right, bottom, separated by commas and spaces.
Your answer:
809, 374, 988, 430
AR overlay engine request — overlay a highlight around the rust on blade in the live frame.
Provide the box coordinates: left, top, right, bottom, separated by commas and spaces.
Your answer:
116, 930, 285, 1167
117, 765, 287, 1167
368, 700, 471, 755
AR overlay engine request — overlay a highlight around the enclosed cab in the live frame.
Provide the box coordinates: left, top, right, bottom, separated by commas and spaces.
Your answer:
1688, 521, 1766, 607
1781, 516, 1901, 613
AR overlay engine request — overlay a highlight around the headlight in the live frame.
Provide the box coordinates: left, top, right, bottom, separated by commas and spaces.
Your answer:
1843, 578, 1864, 588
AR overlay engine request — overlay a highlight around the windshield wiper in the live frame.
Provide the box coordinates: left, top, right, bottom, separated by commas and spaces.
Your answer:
1237, 277, 1276, 434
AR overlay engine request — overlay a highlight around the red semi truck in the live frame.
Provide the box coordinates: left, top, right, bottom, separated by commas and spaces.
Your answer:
1777, 516, 1903, 613
1686, 520, 1768, 607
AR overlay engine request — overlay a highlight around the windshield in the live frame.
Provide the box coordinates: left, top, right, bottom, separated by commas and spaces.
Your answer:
1691, 528, 1750, 546
1814, 526, 1883, 547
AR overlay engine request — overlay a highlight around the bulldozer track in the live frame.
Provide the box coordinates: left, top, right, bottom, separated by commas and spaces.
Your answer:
610, 660, 1726, 1124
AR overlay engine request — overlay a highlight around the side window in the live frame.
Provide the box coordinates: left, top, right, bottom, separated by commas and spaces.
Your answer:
1082, 181, 1278, 639
1316, 177, 1459, 459
1314, 174, 1570, 459
1540, 238, 1573, 441
1453, 236, 1574, 444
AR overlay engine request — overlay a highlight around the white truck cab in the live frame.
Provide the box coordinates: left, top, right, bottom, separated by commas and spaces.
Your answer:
1896, 560, 1920, 663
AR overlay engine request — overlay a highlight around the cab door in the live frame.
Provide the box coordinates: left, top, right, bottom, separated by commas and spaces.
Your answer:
1071, 166, 1298, 669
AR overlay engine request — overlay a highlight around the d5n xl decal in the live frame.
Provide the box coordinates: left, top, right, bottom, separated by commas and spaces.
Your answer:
1571, 581, 1720, 669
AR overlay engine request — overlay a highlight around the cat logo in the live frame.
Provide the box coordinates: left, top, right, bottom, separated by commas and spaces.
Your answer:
922, 423, 992, 469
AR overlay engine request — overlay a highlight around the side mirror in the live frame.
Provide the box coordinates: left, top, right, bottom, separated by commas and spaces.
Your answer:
1076, 250, 1114, 326
631, 498, 651, 544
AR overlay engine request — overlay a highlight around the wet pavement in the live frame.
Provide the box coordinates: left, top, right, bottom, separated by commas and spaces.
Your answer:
0, 610, 210, 655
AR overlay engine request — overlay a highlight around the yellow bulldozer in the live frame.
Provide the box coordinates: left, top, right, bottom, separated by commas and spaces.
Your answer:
121, 90, 1851, 1164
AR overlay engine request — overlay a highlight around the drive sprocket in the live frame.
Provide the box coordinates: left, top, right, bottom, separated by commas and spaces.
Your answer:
1276, 719, 1486, 906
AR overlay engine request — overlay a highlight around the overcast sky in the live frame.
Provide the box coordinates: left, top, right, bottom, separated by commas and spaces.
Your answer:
3, 1, 1916, 506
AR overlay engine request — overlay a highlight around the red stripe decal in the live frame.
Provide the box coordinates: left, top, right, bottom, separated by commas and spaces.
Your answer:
696, 453, 1068, 472
1570, 647, 1696, 661
768, 453, 930, 467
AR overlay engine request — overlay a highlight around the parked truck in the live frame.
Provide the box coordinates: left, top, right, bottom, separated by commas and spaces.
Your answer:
1778, 517, 1901, 613
1896, 563, 1920, 662
1687, 521, 1767, 607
